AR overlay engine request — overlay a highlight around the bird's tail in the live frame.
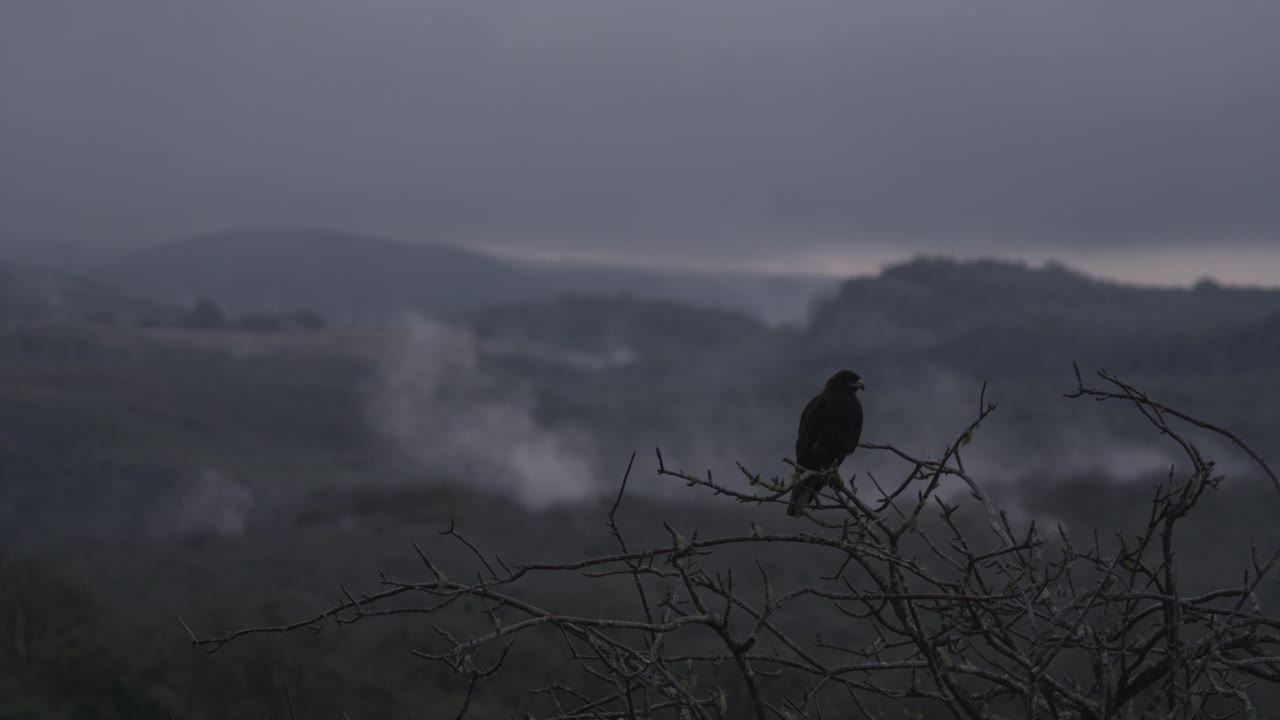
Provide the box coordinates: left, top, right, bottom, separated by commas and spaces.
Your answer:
786, 485, 814, 518
787, 468, 815, 518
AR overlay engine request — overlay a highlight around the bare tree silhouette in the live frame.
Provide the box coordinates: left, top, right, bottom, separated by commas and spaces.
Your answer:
183, 367, 1280, 719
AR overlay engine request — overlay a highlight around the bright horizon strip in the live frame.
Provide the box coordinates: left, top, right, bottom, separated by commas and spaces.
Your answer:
476, 241, 1280, 289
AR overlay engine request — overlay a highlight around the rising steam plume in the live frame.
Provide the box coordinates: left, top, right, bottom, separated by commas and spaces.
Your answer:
369, 316, 599, 508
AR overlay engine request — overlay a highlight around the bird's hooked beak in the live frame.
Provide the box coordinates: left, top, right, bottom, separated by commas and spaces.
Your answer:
854, 378, 866, 391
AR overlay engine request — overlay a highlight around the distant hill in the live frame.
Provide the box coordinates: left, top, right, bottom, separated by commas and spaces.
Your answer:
471, 294, 772, 350
0, 262, 163, 325
89, 226, 836, 324
803, 257, 1280, 379
3, 251, 1280, 533
1104, 308, 1280, 377
467, 293, 780, 375
512, 261, 834, 327
447, 255, 1280, 394
811, 257, 1280, 342
93, 226, 550, 317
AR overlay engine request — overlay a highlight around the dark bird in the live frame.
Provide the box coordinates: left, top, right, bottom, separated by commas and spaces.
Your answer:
788, 369, 865, 517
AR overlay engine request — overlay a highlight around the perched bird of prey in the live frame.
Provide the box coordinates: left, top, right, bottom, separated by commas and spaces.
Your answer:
788, 369, 865, 517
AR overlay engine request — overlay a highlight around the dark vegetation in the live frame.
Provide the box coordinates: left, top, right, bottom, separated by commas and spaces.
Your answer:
0, 250, 1277, 716
190, 371, 1280, 718
165, 297, 328, 333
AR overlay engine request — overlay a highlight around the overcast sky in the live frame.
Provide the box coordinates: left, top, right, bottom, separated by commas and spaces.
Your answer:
3, 0, 1278, 282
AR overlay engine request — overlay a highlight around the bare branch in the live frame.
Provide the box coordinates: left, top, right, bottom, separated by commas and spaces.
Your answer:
184, 368, 1280, 718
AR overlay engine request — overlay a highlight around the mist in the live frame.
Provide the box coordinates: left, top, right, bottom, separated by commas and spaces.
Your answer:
369, 315, 601, 508
148, 469, 257, 539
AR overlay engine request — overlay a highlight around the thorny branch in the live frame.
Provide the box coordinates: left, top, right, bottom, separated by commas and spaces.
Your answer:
183, 368, 1280, 719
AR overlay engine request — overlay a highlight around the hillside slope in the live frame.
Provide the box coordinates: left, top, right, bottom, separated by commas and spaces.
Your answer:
95, 226, 549, 316
0, 262, 163, 324
90, 226, 836, 323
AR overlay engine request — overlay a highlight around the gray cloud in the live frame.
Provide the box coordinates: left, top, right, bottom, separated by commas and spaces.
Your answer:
2, 0, 1278, 265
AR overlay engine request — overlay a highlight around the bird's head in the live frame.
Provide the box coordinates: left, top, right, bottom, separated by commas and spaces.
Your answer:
825, 369, 865, 394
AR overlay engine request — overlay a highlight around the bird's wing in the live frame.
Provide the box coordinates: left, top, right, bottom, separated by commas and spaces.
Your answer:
804, 394, 864, 468
844, 398, 864, 455
796, 393, 834, 470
